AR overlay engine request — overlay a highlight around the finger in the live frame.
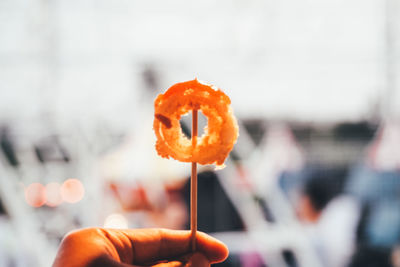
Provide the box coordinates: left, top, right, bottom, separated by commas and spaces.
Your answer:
151, 252, 209, 267
53, 228, 136, 267
183, 252, 210, 267
108, 228, 228, 264
151, 262, 184, 267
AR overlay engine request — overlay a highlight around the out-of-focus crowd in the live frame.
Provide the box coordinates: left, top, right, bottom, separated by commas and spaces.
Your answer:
0, 117, 399, 267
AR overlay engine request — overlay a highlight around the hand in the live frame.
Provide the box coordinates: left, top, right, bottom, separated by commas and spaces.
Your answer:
52, 228, 229, 267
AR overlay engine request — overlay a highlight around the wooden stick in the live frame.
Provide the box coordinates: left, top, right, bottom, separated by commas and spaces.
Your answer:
190, 109, 198, 251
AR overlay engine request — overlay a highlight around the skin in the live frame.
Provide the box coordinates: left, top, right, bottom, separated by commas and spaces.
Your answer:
52, 228, 229, 267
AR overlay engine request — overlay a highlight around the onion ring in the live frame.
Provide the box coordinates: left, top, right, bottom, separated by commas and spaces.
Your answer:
153, 79, 239, 167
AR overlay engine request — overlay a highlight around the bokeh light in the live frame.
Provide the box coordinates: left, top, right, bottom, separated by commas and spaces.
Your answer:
24, 183, 46, 208
60, 179, 85, 203
103, 213, 128, 229
45, 182, 63, 207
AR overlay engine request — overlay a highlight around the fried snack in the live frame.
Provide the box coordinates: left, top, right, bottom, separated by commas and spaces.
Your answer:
153, 79, 238, 168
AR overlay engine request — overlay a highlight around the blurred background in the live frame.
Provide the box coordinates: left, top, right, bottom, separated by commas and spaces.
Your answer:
1, 0, 400, 266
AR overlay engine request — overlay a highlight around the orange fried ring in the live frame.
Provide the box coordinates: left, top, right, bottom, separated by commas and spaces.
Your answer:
153, 79, 238, 167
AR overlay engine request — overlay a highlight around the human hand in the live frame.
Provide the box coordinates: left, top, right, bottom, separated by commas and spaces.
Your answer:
52, 228, 229, 267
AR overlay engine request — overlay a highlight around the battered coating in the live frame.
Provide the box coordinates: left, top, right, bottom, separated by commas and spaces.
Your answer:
153, 79, 238, 167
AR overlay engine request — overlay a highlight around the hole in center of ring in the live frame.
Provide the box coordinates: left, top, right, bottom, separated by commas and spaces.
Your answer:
179, 110, 208, 139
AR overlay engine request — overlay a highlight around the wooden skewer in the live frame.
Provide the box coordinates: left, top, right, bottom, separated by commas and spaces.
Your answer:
190, 109, 198, 252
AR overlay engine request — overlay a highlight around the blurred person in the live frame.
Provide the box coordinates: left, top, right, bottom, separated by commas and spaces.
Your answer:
182, 171, 244, 233
347, 245, 393, 267
346, 165, 400, 248
345, 164, 400, 267
53, 228, 228, 267
392, 246, 400, 267
296, 168, 360, 267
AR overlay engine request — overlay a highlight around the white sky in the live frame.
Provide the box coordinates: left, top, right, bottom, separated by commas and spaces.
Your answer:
0, 0, 398, 124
